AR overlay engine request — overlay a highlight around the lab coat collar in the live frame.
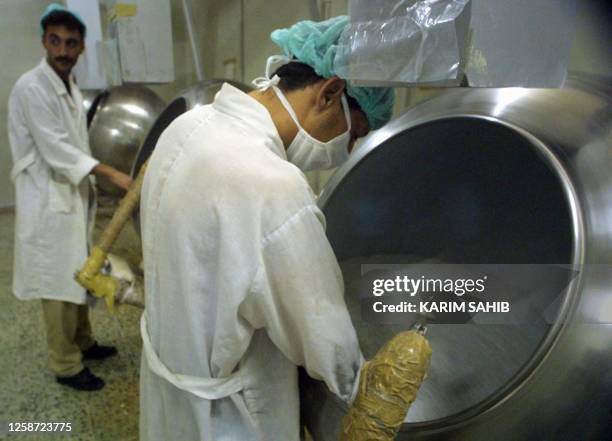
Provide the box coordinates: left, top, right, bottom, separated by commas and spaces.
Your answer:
39, 58, 76, 97
213, 83, 287, 160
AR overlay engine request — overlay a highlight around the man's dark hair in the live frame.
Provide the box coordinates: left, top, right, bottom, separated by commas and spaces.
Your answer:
42, 11, 86, 39
273, 61, 362, 112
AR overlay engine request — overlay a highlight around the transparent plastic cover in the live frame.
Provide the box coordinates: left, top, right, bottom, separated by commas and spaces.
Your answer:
335, 0, 471, 85
464, 0, 576, 87
336, 0, 576, 88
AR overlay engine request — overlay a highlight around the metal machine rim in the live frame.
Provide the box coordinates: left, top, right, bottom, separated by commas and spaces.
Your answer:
318, 114, 586, 432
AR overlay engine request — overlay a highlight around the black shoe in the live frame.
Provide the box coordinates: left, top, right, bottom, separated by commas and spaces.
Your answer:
82, 343, 118, 360
56, 368, 105, 391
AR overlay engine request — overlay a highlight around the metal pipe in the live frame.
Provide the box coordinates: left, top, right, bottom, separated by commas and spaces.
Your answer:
321, 1, 332, 20
309, 0, 321, 20
182, 0, 204, 81
240, 0, 245, 82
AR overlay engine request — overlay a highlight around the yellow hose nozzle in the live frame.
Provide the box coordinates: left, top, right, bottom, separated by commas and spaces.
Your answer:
74, 246, 118, 310
340, 330, 432, 441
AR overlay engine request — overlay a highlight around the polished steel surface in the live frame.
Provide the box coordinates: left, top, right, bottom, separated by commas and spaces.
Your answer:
131, 79, 252, 229
89, 85, 165, 195
302, 74, 612, 440
131, 79, 252, 178
80, 89, 103, 127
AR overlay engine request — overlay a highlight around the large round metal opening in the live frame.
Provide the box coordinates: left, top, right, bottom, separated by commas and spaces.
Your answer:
131, 80, 252, 179
131, 97, 188, 178
321, 117, 579, 425
81, 89, 105, 128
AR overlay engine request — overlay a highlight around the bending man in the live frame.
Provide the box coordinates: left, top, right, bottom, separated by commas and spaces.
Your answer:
139, 16, 394, 440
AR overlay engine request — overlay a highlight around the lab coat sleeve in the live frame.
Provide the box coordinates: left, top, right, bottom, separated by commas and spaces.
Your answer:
240, 205, 364, 403
21, 84, 99, 186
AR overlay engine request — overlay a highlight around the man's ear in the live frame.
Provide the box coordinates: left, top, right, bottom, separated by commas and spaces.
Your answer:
316, 77, 346, 110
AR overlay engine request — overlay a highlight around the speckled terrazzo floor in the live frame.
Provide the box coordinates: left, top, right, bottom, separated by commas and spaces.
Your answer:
0, 204, 143, 441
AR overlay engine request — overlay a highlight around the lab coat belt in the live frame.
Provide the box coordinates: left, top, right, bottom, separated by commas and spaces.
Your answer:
11, 151, 36, 181
140, 315, 244, 400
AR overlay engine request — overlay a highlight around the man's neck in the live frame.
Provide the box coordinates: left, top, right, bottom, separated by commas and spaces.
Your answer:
62, 78, 72, 96
249, 88, 301, 149
47, 61, 72, 95
56, 70, 70, 82
46, 57, 71, 83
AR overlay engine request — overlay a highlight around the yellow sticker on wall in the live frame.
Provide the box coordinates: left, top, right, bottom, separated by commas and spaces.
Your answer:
108, 3, 138, 22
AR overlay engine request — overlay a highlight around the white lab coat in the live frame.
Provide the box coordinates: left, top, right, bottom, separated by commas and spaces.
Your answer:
139, 84, 363, 441
8, 58, 99, 304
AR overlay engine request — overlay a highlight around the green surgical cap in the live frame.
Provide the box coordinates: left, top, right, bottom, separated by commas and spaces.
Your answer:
40, 3, 87, 37
271, 15, 394, 130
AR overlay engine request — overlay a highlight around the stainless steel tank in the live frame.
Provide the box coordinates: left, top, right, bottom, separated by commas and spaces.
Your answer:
80, 89, 104, 127
89, 85, 165, 195
130, 79, 252, 178
131, 79, 252, 229
301, 74, 612, 441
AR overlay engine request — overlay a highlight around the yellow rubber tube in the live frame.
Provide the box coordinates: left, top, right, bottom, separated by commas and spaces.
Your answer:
75, 162, 148, 309
340, 330, 432, 441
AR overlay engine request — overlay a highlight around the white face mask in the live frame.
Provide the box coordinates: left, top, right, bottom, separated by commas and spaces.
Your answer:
273, 86, 352, 172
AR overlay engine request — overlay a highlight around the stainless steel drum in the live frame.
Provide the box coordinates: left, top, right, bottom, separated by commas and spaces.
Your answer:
130, 79, 252, 178
80, 89, 104, 127
89, 85, 165, 195
301, 74, 612, 441
131, 79, 252, 229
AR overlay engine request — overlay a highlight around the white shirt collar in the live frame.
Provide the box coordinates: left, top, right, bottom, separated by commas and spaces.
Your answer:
39, 58, 75, 97
212, 83, 286, 160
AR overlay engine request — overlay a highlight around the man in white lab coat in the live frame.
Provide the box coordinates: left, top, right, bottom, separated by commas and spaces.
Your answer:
139, 16, 394, 440
8, 4, 133, 391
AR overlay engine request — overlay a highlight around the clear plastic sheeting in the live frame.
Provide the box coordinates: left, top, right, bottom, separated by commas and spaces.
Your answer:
335, 0, 471, 85
337, 0, 576, 88
465, 0, 576, 87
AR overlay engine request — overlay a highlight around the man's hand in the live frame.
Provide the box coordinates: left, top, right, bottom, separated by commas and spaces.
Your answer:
92, 164, 134, 192
108, 170, 133, 192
